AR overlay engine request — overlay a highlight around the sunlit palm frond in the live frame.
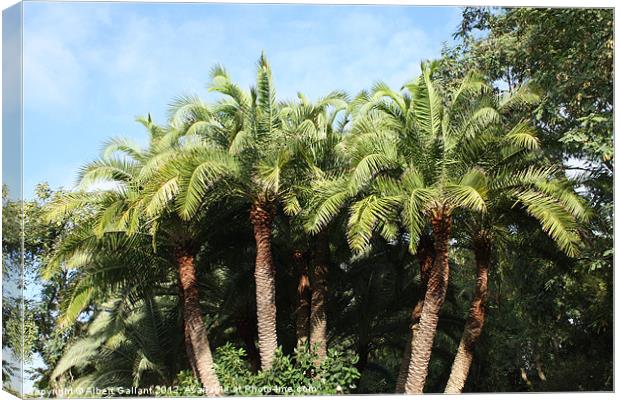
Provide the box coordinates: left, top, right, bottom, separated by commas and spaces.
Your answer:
175, 148, 240, 220
347, 195, 401, 254
102, 137, 145, 162
510, 189, 581, 256
305, 177, 353, 234
408, 62, 443, 138
504, 121, 540, 150
78, 158, 139, 190
445, 169, 489, 212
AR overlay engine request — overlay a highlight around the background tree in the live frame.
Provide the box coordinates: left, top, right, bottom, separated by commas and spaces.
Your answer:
280, 90, 349, 362
44, 117, 227, 393
438, 7, 613, 391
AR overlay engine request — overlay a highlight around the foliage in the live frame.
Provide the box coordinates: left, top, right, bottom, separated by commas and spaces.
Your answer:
441, 8, 613, 171
157, 344, 360, 396
3, 184, 89, 392
46, 292, 182, 395
4, 301, 38, 362
438, 7, 613, 391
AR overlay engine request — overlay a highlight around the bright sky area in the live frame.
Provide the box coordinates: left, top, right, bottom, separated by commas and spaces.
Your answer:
21, 1, 462, 199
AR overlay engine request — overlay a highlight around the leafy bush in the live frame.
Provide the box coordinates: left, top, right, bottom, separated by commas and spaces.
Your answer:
158, 343, 360, 396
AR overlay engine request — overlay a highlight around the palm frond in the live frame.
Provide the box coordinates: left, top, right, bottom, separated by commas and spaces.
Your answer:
347, 195, 400, 254
78, 158, 139, 189
102, 137, 145, 162
445, 169, 489, 212
305, 177, 352, 234
504, 121, 540, 150
176, 148, 239, 220
408, 62, 443, 138
511, 189, 581, 256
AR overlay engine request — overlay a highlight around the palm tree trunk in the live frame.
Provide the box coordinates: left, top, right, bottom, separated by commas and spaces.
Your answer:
250, 201, 278, 371
184, 324, 198, 375
293, 250, 311, 346
310, 231, 329, 363
444, 237, 490, 393
176, 249, 222, 395
179, 287, 200, 379
395, 236, 434, 393
404, 210, 452, 394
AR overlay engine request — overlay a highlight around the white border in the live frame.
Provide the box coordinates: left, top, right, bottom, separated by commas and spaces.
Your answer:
0, 0, 617, 7
0, 1, 617, 400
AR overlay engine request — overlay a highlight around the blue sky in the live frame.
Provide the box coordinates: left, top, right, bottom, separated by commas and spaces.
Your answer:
22, 1, 462, 198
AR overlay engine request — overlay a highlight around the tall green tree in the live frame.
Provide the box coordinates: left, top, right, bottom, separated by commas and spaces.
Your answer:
443, 102, 588, 391
45, 117, 224, 394
280, 91, 349, 362
344, 63, 584, 393
164, 54, 300, 370
440, 8, 612, 390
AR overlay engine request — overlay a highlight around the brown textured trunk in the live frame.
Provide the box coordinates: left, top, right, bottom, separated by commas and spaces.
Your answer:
293, 250, 311, 346
179, 287, 200, 378
404, 210, 452, 394
177, 249, 222, 395
250, 201, 278, 371
445, 237, 490, 393
395, 236, 434, 393
310, 231, 329, 363
184, 322, 199, 377
178, 280, 200, 377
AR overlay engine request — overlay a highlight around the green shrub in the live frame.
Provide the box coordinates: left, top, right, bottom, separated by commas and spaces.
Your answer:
158, 343, 360, 396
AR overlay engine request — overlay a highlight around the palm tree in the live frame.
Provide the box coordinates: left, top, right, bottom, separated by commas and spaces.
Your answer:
45, 117, 224, 394
444, 177, 586, 392
49, 291, 183, 391
43, 194, 189, 389
279, 91, 349, 362
341, 63, 579, 393
442, 88, 588, 391
394, 233, 434, 392
165, 54, 302, 370
341, 64, 492, 393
